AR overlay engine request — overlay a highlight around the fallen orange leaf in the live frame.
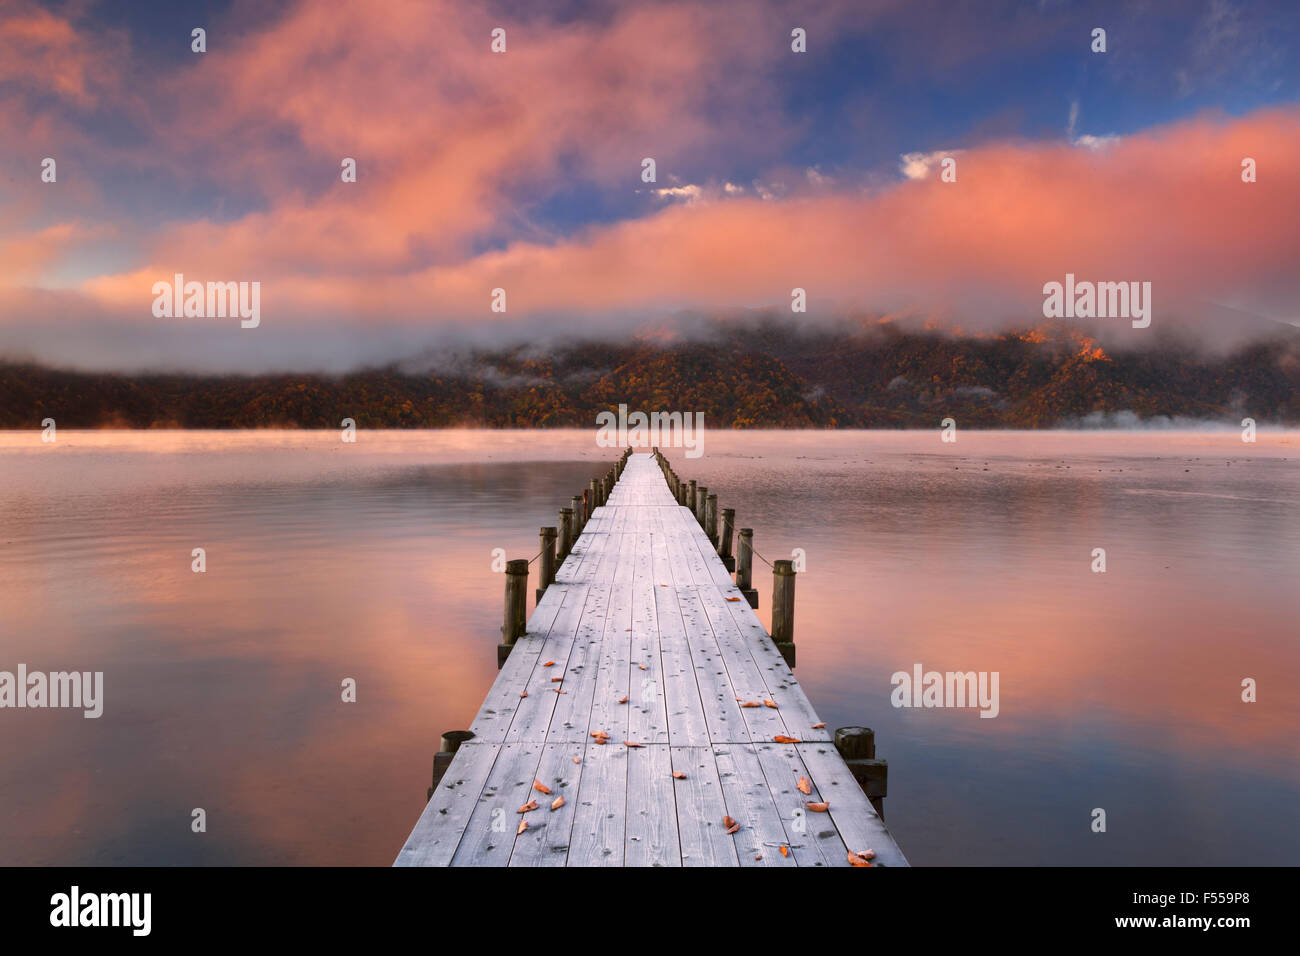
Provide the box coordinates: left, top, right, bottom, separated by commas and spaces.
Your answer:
638, 664, 647, 671
773, 735, 801, 743
618, 695, 628, 704
764, 699, 778, 709
811, 722, 826, 729
741, 701, 760, 708
533, 780, 552, 795
849, 848, 876, 865
672, 771, 686, 780
779, 845, 789, 858
553, 688, 566, 694
723, 814, 740, 835
624, 741, 644, 748
517, 800, 538, 813
517, 819, 528, 835
551, 795, 565, 811
806, 801, 830, 812
543, 661, 555, 667
519, 691, 528, 698
725, 597, 741, 602
572, 756, 581, 764
796, 776, 811, 795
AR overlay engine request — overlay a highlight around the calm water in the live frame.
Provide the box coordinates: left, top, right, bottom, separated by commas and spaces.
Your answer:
1, 429, 1297, 866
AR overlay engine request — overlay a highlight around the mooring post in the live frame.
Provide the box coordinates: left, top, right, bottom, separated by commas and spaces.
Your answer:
571, 494, 584, 535
498, 558, 528, 668
428, 730, 476, 800
688, 479, 697, 514
536, 526, 557, 602
558, 508, 574, 561
706, 493, 719, 547
771, 559, 796, 667
696, 485, 708, 526
719, 508, 736, 571
736, 528, 758, 608
834, 727, 888, 819
589, 478, 600, 516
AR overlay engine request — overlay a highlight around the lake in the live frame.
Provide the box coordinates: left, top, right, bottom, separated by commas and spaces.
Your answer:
1, 429, 1296, 865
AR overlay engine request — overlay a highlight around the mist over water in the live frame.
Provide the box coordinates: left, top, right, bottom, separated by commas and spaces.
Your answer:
1, 429, 1296, 864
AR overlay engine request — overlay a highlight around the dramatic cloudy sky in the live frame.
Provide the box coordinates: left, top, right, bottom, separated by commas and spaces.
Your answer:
2, 0, 1299, 371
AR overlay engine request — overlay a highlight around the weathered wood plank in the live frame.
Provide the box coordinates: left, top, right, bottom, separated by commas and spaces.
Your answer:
669, 746, 740, 867
394, 741, 501, 867
567, 736, 628, 866
797, 741, 909, 868
470, 585, 585, 743
508, 742, 585, 866
449, 741, 547, 866
754, 742, 848, 867
625, 744, 681, 866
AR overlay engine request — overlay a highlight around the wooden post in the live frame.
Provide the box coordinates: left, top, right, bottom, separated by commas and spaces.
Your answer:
558, 508, 574, 561
571, 495, 584, 534
498, 558, 528, 668
834, 727, 888, 819
736, 528, 758, 608
536, 526, 557, 602
696, 485, 707, 526
589, 479, 599, 516
688, 479, 697, 514
705, 494, 719, 547
771, 559, 796, 668
428, 730, 476, 799
719, 508, 735, 571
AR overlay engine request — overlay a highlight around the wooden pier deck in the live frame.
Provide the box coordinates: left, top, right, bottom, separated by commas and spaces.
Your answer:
395, 452, 908, 867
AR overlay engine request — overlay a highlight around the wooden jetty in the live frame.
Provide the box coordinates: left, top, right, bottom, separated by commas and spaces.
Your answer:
395, 451, 907, 867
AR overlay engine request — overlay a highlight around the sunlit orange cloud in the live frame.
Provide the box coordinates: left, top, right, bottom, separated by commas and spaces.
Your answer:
75, 106, 1300, 333
0, 2, 122, 108
103, 0, 843, 273
6, 0, 1300, 343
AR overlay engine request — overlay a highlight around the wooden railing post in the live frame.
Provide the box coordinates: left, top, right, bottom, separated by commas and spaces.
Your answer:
705, 493, 719, 547
834, 727, 888, 819
589, 478, 600, 516
536, 526, 557, 602
695, 485, 707, 526
771, 559, 796, 668
558, 508, 574, 561
498, 558, 528, 668
428, 730, 476, 800
719, 508, 735, 571
736, 528, 758, 608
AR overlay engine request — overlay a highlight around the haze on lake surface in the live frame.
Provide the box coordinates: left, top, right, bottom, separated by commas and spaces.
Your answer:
1, 429, 1296, 865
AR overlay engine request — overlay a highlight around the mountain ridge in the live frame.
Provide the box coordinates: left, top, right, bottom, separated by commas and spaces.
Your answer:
3, 322, 1297, 429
